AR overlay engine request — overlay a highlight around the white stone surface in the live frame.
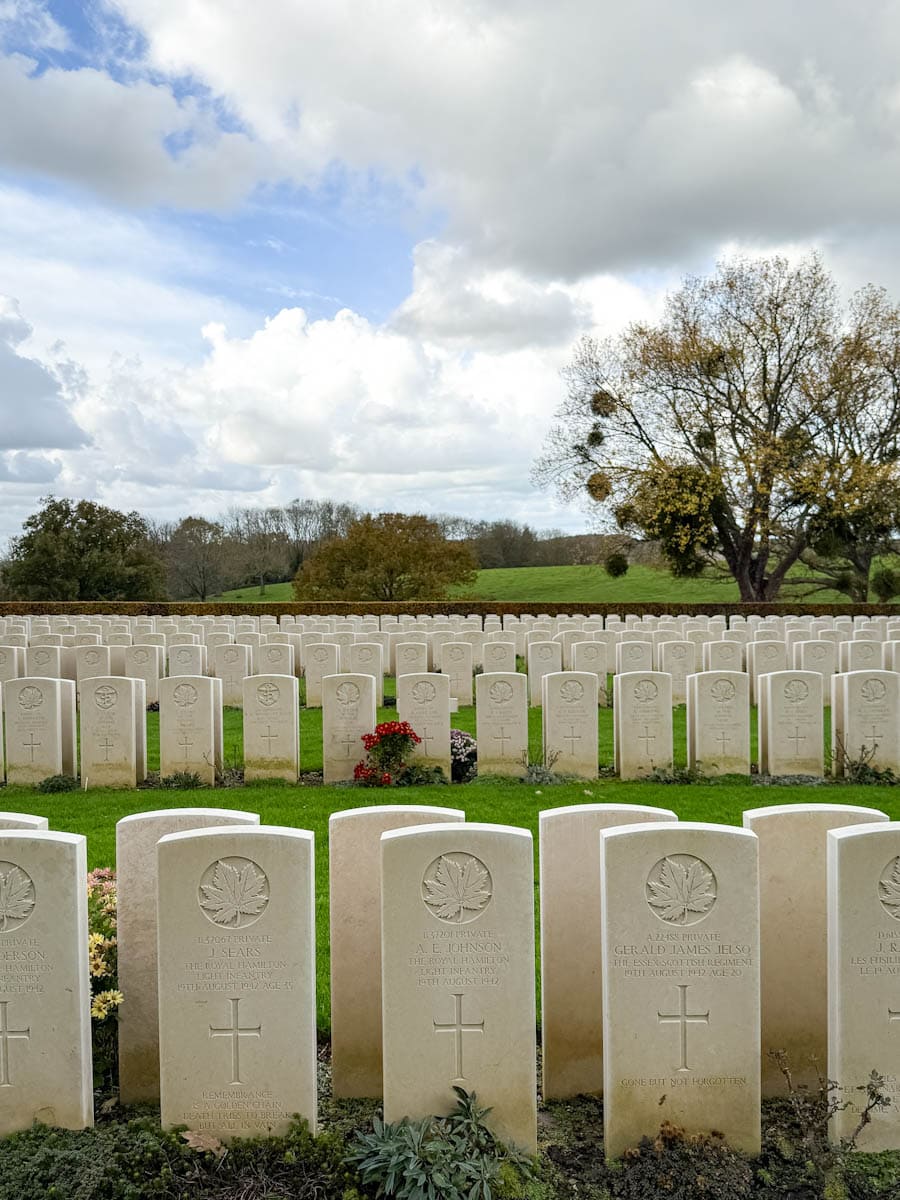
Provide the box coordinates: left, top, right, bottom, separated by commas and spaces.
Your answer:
601, 822, 760, 1159
329, 805, 464, 1097
539, 804, 677, 1099
613, 672, 674, 779
158, 825, 317, 1138
382, 823, 537, 1151
743, 803, 888, 1094
116, 807, 260, 1103
0, 831, 92, 1134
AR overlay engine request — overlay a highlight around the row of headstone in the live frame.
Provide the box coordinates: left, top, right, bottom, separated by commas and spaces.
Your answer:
7, 665, 900, 786
2, 802, 900, 1152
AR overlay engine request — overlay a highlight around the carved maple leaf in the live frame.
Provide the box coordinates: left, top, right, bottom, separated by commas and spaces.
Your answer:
647, 858, 715, 924
200, 861, 268, 927
880, 858, 900, 917
423, 856, 491, 923
0, 867, 34, 930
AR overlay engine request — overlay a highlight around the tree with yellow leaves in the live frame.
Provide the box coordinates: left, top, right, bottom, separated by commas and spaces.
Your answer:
535, 254, 900, 602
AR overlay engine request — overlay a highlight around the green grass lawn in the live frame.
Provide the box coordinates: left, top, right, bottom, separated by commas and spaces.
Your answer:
209, 562, 863, 606
9, 694, 900, 1031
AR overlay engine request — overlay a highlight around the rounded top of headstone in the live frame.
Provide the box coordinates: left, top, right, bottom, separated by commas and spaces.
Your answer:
117, 808, 261, 828
539, 803, 678, 824
743, 804, 888, 824
157, 824, 313, 848
329, 805, 465, 825
381, 822, 532, 846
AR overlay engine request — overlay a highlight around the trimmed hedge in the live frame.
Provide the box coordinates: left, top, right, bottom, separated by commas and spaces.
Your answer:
2, 600, 900, 618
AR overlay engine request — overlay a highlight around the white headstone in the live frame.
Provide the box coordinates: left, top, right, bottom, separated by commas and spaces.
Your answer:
159, 675, 220, 785
475, 673, 528, 777
4, 677, 65, 784
613, 672, 674, 779
158, 826, 317, 1138
539, 804, 678, 1099
329, 805, 464, 1097
79, 676, 141, 789
0, 831, 92, 1133
322, 674, 376, 784
213, 642, 250, 707
527, 641, 562, 706
116, 807, 260, 1103
542, 672, 599, 779
832, 670, 900, 777
242, 675, 300, 782
397, 673, 452, 779
743, 803, 888, 1094
382, 823, 537, 1151
828, 822, 900, 1149
686, 672, 750, 776
304, 643, 339, 708
758, 670, 824, 776
601, 822, 761, 1158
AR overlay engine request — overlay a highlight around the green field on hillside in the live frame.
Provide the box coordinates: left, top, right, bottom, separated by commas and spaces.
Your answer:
210, 563, 852, 605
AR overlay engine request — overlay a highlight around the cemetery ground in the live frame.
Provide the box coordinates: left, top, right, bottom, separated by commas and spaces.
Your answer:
3, 689, 900, 1197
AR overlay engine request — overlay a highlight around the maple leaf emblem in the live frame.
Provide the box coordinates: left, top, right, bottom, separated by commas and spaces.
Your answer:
783, 680, 809, 705
709, 680, 736, 704
879, 857, 900, 920
646, 857, 716, 925
862, 678, 887, 703
199, 859, 269, 928
422, 855, 492, 924
633, 679, 659, 703
0, 865, 35, 930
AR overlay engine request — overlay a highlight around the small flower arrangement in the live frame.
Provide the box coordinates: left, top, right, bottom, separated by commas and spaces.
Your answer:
87, 867, 122, 1090
450, 729, 477, 783
354, 720, 422, 786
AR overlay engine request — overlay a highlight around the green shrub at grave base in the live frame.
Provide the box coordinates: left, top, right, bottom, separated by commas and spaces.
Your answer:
160, 771, 205, 790
0, 1116, 355, 1200
36, 774, 79, 793
347, 1086, 540, 1200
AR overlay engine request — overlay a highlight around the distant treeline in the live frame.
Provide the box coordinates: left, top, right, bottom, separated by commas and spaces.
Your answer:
1, 496, 623, 602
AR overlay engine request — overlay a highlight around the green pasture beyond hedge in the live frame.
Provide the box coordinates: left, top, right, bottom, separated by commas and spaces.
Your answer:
7, 693, 900, 1032
211, 561, 868, 605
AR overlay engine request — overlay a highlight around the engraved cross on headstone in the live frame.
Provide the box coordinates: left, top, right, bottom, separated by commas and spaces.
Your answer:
420, 726, 435, 755
0, 1000, 30, 1087
658, 984, 709, 1073
209, 997, 261, 1085
261, 726, 278, 752
492, 726, 511, 754
716, 730, 731, 756
178, 732, 193, 762
788, 727, 806, 756
22, 734, 41, 764
433, 992, 484, 1083
563, 725, 582, 755
639, 726, 655, 756
339, 731, 356, 757
99, 737, 115, 762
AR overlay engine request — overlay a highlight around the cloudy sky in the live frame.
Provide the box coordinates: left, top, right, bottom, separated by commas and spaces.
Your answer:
2, 0, 899, 544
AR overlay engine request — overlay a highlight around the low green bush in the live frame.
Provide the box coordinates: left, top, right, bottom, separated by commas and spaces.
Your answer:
0, 1116, 354, 1200
347, 1086, 536, 1200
